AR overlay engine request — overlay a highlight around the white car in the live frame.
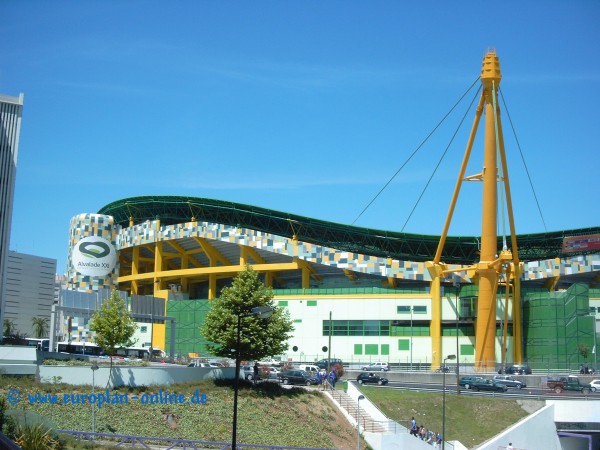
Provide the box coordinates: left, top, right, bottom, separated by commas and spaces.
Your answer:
361, 362, 389, 372
589, 379, 600, 392
298, 364, 320, 374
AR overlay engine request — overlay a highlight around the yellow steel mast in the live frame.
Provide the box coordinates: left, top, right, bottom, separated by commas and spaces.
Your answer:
427, 51, 522, 370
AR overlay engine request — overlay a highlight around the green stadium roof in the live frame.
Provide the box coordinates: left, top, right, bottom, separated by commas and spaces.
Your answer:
98, 196, 599, 265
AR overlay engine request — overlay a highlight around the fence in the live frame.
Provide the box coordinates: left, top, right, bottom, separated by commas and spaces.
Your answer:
58, 430, 337, 449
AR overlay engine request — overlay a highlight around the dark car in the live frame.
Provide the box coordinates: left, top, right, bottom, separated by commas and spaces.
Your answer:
278, 370, 319, 386
316, 358, 343, 370
459, 376, 483, 390
493, 375, 526, 389
471, 379, 509, 392
499, 365, 532, 375
357, 372, 388, 385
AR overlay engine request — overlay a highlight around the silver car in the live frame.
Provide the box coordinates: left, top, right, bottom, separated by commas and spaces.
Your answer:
492, 375, 526, 389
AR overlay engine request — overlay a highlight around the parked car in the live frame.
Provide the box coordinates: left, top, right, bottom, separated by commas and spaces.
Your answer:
498, 364, 532, 375
459, 376, 483, 390
298, 364, 320, 374
241, 365, 259, 381
547, 376, 592, 394
188, 361, 212, 368
492, 375, 526, 389
264, 367, 281, 380
589, 379, 600, 392
356, 372, 388, 385
471, 379, 509, 393
361, 362, 389, 372
316, 358, 343, 370
278, 369, 319, 386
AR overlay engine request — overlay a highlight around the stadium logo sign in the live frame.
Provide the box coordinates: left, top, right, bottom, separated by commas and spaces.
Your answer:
72, 236, 117, 277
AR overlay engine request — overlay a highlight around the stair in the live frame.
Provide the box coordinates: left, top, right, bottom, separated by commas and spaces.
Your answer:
326, 389, 388, 433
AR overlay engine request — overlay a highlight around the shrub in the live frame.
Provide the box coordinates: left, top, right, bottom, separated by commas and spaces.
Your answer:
13, 422, 63, 450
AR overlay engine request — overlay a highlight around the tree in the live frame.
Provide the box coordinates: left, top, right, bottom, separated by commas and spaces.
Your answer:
31, 317, 49, 338
3, 319, 16, 336
201, 266, 294, 361
578, 343, 590, 361
89, 290, 137, 383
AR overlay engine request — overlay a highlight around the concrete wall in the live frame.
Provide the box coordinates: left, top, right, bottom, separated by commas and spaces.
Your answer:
476, 403, 562, 449
39, 365, 236, 388
0, 346, 37, 375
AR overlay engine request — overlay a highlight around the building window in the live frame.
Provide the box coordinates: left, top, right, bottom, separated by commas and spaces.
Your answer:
322, 320, 391, 336
365, 344, 378, 355
354, 344, 363, 355
397, 305, 411, 313
278, 300, 288, 307
307, 300, 317, 306
413, 305, 427, 314
381, 344, 389, 355
398, 339, 410, 350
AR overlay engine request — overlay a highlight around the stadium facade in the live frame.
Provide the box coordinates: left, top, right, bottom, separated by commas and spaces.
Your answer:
0, 93, 24, 332
63, 196, 600, 371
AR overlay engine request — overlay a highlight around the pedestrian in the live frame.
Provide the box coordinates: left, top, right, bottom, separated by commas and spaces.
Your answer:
506, 443, 514, 450
328, 368, 337, 390
316, 369, 322, 387
253, 362, 259, 383
410, 417, 417, 436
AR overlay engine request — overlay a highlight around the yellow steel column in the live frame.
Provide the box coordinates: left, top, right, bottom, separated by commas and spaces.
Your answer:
131, 247, 139, 295
426, 262, 444, 369
154, 241, 163, 295
302, 266, 310, 289
208, 274, 216, 300
475, 52, 502, 370
265, 271, 273, 288
180, 253, 189, 293
512, 262, 523, 364
240, 245, 247, 266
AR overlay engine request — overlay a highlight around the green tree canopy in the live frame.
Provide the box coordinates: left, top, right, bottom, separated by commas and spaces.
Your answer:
89, 289, 137, 356
201, 266, 294, 361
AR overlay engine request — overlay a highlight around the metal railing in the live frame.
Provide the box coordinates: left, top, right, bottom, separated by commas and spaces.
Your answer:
58, 430, 337, 449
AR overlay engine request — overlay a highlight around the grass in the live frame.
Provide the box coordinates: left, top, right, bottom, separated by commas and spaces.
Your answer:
360, 386, 542, 447
1, 375, 543, 449
0, 377, 357, 449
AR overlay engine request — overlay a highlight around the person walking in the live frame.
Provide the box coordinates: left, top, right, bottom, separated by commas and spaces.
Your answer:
328, 368, 337, 390
506, 443, 514, 450
253, 362, 259, 384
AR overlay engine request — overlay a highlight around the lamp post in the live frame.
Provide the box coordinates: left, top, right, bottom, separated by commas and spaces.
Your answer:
442, 354, 456, 450
453, 279, 461, 394
357, 394, 365, 450
232, 306, 273, 450
410, 306, 413, 371
91, 363, 99, 437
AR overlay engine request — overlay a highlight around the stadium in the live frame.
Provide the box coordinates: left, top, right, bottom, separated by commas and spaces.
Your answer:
63, 195, 600, 372
62, 52, 600, 372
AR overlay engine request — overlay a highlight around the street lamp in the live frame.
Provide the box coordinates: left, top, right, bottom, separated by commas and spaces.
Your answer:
442, 354, 456, 450
410, 306, 413, 371
90, 363, 99, 437
357, 394, 365, 450
232, 306, 274, 450
453, 279, 461, 394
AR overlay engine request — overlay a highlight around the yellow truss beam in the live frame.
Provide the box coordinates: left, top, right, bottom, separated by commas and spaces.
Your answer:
119, 261, 303, 284
193, 237, 231, 266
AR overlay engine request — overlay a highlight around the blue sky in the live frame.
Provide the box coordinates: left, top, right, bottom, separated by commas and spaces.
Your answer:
2, 1, 599, 274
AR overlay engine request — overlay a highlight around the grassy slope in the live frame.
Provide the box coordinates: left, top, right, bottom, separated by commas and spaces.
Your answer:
360, 386, 542, 447
1, 377, 542, 449
1, 378, 356, 449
